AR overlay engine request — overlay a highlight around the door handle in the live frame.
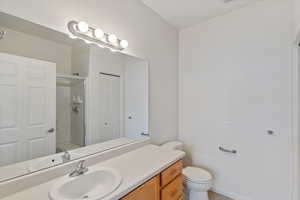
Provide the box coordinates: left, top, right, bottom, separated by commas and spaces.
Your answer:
141, 132, 150, 136
219, 146, 237, 154
47, 128, 55, 133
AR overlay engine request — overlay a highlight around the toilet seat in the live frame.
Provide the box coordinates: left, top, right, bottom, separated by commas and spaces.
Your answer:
183, 167, 212, 184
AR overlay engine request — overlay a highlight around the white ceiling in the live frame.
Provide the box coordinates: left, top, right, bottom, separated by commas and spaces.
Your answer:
140, 0, 260, 29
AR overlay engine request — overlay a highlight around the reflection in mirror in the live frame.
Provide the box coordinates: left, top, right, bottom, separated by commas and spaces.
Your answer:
0, 12, 149, 182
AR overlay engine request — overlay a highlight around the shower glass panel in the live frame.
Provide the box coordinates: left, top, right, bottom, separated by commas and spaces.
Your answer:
56, 75, 86, 153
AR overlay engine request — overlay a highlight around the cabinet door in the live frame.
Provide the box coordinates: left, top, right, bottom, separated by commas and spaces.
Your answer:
121, 175, 160, 200
161, 160, 183, 187
161, 175, 183, 200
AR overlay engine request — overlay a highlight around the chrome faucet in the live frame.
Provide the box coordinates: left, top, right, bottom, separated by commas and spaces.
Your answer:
69, 160, 88, 177
62, 150, 71, 163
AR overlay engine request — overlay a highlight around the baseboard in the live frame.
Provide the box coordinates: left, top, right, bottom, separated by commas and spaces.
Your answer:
211, 187, 253, 200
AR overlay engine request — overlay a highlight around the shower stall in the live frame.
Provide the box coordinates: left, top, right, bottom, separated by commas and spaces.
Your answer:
56, 74, 86, 153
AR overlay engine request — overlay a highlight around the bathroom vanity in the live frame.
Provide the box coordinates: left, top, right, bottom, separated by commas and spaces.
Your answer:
121, 160, 183, 200
0, 8, 184, 200
0, 145, 185, 200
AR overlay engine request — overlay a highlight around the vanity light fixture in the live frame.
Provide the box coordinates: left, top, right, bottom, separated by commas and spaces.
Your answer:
68, 21, 129, 51
108, 34, 117, 44
77, 21, 89, 33
94, 29, 104, 39
120, 40, 129, 49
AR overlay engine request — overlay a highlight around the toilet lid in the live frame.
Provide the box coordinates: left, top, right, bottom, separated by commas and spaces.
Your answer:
183, 167, 212, 183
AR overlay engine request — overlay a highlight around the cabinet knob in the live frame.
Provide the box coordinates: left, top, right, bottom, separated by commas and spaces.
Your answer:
47, 128, 55, 133
267, 130, 274, 135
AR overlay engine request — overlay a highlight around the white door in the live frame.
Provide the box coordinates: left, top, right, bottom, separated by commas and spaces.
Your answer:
124, 61, 148, 140
0, 55, 23, 166
97, 73, 121, 143
0, 53, 56, 166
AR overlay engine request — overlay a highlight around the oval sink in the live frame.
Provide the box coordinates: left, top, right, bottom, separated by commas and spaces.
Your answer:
28, 153, 83, 172
49, 168, 122, 200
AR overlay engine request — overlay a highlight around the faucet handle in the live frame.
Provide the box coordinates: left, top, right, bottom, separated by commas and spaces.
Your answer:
77, 160, 86, 169
78, 160, 88, 174
69, 160, 88, 177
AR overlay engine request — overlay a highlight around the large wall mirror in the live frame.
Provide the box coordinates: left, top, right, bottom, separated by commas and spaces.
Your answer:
0, 12, 149, 181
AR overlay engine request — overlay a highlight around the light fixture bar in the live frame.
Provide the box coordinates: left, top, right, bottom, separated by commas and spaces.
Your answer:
67, 21, 128, 51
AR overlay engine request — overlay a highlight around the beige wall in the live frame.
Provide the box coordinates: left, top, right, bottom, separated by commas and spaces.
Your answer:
294, 0, 300, 38
0, 25, 71, 74
0, 0, 179, 144
179, 0, 293, 199
294, 1, 300, 199
71, 43, 90, 77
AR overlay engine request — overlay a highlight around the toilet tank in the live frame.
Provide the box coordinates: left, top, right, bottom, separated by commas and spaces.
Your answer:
161, 141, 184, 151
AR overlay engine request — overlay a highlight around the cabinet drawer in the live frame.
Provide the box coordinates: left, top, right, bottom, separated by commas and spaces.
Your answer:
161, 160, 183, 187
121, 175, 160, 200
161, 175, 183, 200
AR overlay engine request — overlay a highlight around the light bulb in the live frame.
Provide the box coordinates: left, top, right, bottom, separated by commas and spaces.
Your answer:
108, 34, 117, 43
77, 21, 89, 33
120, 40, 129, 49
94, 29, 104, 39
68, 34, 77, 39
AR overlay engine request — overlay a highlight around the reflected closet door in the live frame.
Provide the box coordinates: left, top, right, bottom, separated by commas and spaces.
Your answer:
97, 73, 121, 143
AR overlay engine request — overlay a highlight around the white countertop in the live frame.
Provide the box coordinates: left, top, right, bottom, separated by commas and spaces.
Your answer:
1, 145, 185, 200
0, 138, 136, 182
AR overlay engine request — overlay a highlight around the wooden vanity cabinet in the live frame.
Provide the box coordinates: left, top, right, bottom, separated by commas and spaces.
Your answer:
161, 175, 183, 200
122, 175, 160, 200
121, 160, 183, 200
161, 160, 183, 187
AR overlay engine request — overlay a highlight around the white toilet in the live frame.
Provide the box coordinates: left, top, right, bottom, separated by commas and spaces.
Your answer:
161, 141, 213, 200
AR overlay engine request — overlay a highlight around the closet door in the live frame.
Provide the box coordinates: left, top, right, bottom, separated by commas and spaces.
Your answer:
97, 73, 121, 142
0, 53, 56, 166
